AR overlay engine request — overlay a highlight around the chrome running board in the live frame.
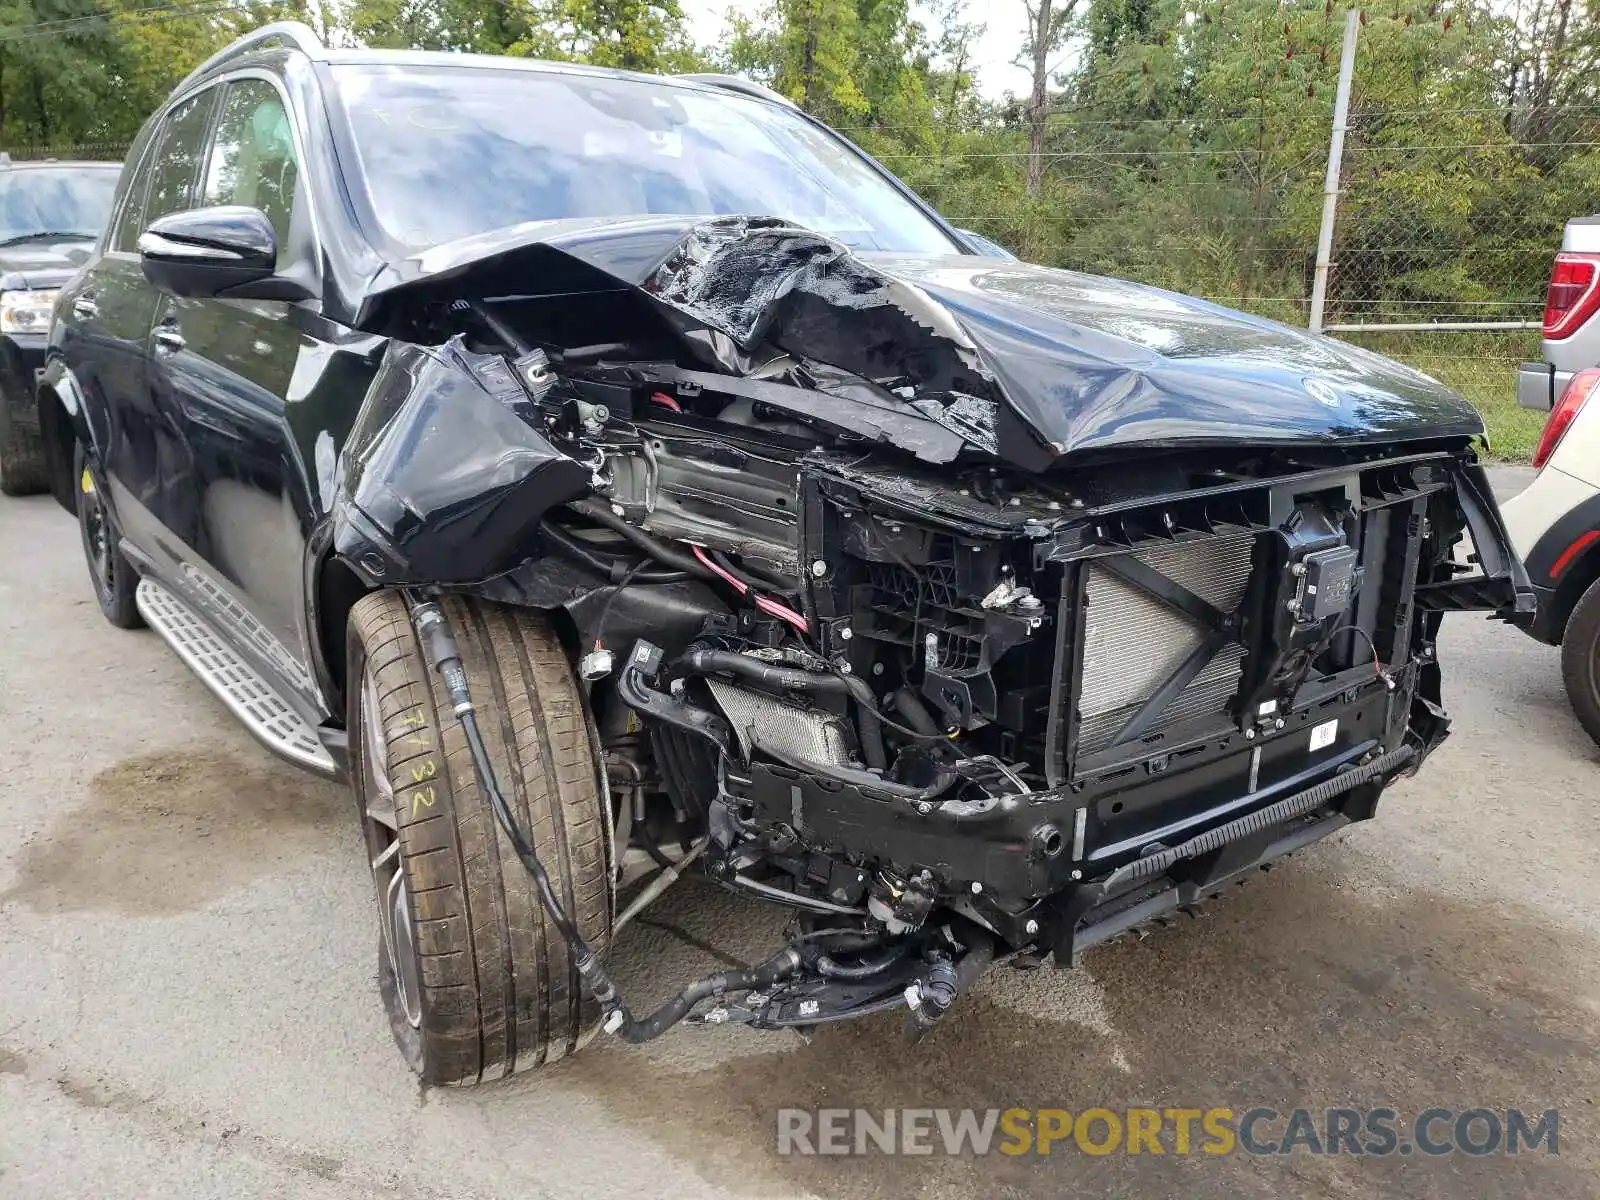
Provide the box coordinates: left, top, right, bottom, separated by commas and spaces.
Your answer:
135, 578, 337, 776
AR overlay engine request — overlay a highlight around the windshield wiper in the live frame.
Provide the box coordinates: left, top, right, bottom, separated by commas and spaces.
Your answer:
0, 230, 94, 247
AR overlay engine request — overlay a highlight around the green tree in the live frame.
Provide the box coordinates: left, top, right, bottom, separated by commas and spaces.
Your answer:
510, 0, 705, 71
726, 0, 869, 122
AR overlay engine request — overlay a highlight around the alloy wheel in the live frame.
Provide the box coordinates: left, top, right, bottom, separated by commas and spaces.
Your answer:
358, 671, 423, 1030
78, 465, 115, 599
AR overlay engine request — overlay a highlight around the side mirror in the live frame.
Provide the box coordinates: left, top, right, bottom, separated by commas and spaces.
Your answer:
138, 206, 310, 300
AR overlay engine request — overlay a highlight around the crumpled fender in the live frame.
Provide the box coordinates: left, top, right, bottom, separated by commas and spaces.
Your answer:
331, 337, 591, 586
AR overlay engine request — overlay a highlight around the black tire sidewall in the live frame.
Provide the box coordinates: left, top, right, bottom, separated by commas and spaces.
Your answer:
344, 628, 427, 1075
345, 592, 613, 1085
72, 441, 141, 628
1561, 576, 1600, 749
0, 371, 47, 496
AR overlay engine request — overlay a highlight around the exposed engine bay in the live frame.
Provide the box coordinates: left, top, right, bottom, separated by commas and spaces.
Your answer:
330, 217, 1533, 1037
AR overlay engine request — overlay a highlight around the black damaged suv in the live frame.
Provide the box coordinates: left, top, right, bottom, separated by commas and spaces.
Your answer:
39, 23, 1534, 1084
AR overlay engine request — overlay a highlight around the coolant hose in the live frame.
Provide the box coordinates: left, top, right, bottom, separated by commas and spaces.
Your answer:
679, 648, 847, 695
838, 672, 888, 772
816, 940, 910, 980
892, 687, 942, 737
617, 642, 733, 759
569, 499, 714, 579
612, 946, 802, 1044
906, 926, 995, 1038
539, 520, 687, 583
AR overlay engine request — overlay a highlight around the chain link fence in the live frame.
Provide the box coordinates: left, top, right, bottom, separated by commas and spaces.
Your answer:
1, 141, 129, 162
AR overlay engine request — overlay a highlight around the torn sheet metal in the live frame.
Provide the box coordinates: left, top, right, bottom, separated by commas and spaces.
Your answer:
332, 336, 590, 584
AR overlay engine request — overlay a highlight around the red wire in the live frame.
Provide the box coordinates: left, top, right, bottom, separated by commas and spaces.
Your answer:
649, 391, 682, 412
691, 543, 747, 594
689, 544, 809, 634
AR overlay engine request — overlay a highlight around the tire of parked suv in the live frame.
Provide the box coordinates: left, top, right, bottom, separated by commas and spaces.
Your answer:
1561, 575, 1600, 749
0, 391, 47, 496
73, 442, 143, 628
345, 591, 613, 1085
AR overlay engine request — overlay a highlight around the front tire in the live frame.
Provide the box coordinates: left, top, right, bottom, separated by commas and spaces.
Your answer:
74, 442, 142, 628
0, 388, 47, 496
347, 591, 613, 1085
1561, 575, 1600, 749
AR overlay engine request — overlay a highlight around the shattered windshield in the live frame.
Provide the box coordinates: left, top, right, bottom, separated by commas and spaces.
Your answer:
330, 64, 959, 255
0, 166, 117, 244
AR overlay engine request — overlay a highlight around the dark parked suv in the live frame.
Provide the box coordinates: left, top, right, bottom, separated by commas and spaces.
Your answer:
39, 22, 1533, 1085
0, 158, 119, 494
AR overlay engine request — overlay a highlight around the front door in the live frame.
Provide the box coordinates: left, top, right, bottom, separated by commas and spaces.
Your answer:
71, 89, 218, 570
146, 76, 322, 709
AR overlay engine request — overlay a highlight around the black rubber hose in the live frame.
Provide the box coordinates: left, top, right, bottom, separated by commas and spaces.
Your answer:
539, 520, 687, 583
854, 701, 887, 771
837, 672, 887, 771
461, 709, 588, 948
639, 831, 677, 870
892, 687, 942, 737
816, 941, 910, 980
569, 499, 714, 579
617, 645, 734, 760
679, 647, 849, 696
708, 548, 798, 595
616, 946, 801, 1044
468, 301, 534, 355
906, 926, 996, 1038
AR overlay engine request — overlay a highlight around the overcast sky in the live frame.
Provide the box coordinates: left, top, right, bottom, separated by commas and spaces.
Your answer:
679, 1, 1040, 101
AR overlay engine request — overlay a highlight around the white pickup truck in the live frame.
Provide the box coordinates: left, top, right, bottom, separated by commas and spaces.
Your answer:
1503, 215, 1600, 745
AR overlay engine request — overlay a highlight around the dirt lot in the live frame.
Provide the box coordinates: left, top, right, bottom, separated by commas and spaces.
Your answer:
1, 473, 1597, 1200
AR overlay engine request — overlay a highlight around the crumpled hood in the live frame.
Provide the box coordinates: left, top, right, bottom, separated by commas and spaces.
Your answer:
357, 216, 1483, 468
857, 254, 1484, 458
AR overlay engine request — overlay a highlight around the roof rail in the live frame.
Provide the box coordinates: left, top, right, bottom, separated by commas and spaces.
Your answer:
674, 73, 798, 110
177, 21, 325, 92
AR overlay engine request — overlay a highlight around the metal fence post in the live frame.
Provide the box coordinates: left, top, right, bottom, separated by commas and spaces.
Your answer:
1309, 8, 1359, 334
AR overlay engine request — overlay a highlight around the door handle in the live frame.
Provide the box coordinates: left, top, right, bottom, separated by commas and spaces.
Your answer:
72, 295, 98, 320
154, 326, 186, 355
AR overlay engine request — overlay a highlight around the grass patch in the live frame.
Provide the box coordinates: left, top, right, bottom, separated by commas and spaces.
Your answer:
1335, 330, 1549, 462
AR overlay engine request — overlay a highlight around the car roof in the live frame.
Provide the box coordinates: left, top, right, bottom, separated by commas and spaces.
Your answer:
185, 23, 794, 113
324, 49, 790, 107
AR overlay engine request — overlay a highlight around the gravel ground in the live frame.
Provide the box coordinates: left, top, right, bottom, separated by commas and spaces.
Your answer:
1, 468, 1596, 1200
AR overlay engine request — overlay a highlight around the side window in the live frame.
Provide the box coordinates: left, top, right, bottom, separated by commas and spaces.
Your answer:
202, 80, 301, 268
107, 128, 158, 252
136, 89, 220, 237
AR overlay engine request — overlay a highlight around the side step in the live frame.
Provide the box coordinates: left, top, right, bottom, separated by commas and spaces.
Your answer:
135, 578, 337, 777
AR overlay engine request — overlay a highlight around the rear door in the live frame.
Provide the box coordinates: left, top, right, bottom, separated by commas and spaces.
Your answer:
59, 89, 218, 563
147, 74, 322, 706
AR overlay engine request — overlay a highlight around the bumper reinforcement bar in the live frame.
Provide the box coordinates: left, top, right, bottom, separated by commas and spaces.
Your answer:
1100, 743, 1417, 890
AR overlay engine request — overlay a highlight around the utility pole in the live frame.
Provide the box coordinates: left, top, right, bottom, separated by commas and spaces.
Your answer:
1308, 8, 1359, 334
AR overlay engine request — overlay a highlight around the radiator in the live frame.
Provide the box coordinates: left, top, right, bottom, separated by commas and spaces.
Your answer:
1077, 536, 1255, 755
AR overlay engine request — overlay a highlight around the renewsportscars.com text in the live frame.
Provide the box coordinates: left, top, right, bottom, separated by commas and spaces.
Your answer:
775, 1106, 1559, 1157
